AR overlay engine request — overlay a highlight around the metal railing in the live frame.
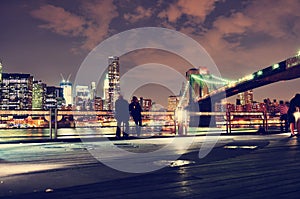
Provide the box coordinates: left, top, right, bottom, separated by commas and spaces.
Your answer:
0, 109, 286, 141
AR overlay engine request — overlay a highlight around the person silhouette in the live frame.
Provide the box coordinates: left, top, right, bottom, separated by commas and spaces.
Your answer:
279, 100, 289, 132
129, 96, 142, 136
287, 93, 300, 137
115, 95, 130, 138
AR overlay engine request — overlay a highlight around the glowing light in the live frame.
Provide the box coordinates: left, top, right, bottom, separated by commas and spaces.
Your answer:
297, 50, 300, 56
272, 63, 279, 69
224, 146, 258, 149
257, 70, 263, 76
237, 74, 254, 82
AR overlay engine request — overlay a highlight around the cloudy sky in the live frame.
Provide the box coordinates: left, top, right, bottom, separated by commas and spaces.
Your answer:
1, 0, 300, 106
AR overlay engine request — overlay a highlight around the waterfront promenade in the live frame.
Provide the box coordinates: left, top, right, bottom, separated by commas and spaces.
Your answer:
1, 132, 300, 199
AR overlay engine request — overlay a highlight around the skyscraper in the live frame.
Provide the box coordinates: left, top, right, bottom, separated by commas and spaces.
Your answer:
106, 56, 120, 111
238, 90, 254, 105
0, 60, 2, 83
90, 81, 96, 100
60, 75, 73, 106
0, 73, 33, 110
75, 85, 90, 110
168, 95, 179, 111
45, 86, 64, 109
103, 74, 109, 110
32, 80, 46, 110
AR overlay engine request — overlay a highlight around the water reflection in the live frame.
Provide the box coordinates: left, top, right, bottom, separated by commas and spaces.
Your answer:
0, 128, 115, 142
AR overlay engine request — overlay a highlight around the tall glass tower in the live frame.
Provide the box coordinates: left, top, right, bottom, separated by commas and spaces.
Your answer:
32, 80, 46, 110
60, 75, 73, 106
0, 60, 2, 83
106, 56, 120, 111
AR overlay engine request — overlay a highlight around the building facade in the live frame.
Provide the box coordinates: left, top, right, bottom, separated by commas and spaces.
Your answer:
75, 85, 90, 110
94, 96, 104, 111
106, 56, 120, 111
139, 97, 152, 111
90, 81, 96, 100
45, 86, 64, 109
167, 95, 180, 111
0, 73, 33, 110
60, 80, 73, 106
32, 80, 46, 110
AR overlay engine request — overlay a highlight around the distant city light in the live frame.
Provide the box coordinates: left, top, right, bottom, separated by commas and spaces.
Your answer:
244, 74, 254, 81
257, 70, 263, 76
272, 63, 279, 69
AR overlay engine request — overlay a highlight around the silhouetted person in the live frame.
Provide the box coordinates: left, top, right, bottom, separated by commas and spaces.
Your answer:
115, 95, 129, 138
287, 94, 300, 137
279, 100, 289, 132
129, 96, 142, 136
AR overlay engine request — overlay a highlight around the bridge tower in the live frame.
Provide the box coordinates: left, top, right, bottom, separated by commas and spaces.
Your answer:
185, 67, 215, 127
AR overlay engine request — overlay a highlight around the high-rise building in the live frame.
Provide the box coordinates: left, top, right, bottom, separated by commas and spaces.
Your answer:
75, 85, 90, 110
168, 95, 179, 111
0, 60, 2, 83
94, 96, 104, 111
106, 56, 120, 111
60, 77, 73, 106
238, 90, 254, 106
0, 73, 33, 110
45, 86, 63, 109
139, 97, 152, 111
32, 80, 46, 110
90, 81, 96, 100
103, 74, 109, 110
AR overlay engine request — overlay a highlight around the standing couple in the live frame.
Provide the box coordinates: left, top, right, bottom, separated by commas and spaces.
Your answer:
115, 95, 142, 138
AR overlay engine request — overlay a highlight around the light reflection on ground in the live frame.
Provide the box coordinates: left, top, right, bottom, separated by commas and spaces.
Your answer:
153, 160, 195, 168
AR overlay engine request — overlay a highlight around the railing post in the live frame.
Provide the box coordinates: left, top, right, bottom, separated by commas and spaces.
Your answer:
265, 111, 268, 132
228, 112, 232, 133
226, 111, 229, 133
49, 108, 52, 139
173, 111, 177, 135
54, 108, 58, 139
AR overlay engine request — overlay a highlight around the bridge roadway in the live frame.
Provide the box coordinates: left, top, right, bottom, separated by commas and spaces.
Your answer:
199, 60, 300, 104
1, 132, 300, 199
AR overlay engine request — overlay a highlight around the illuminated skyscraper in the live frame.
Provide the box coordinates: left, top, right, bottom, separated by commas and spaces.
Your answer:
90, 81, 96, 100
103, 74, 109, 110
238, 90, 253, 106
32, 80, 46, 110
0, 73, 33, 110
45, 86, 63, 109
75, 85, 90, 110
60, 75, 73, 106
94, 96, 104, 111
0, 60, 2, 83
106, 56, 120, 111
168, 95, 179, 111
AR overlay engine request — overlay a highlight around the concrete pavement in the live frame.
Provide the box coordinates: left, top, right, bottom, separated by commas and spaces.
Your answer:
1, 133, 300, 198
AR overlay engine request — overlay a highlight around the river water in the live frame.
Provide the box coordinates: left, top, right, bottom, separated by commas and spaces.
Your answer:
0, 125, 178, 142
0, 127, 117, 142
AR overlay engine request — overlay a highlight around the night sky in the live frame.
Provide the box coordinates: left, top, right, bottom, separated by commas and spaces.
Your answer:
1, 0, 300, 106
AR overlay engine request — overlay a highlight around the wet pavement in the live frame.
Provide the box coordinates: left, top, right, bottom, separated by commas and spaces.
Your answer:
1, 132, 300, 199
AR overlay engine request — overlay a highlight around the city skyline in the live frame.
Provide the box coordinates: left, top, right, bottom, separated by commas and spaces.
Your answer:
1, 0, 300, 106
